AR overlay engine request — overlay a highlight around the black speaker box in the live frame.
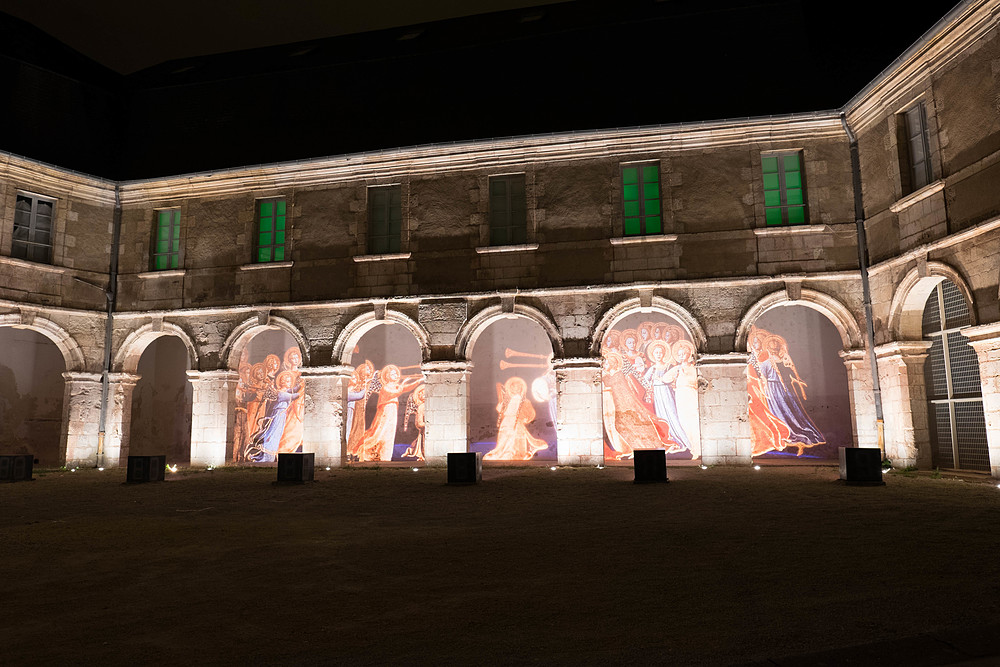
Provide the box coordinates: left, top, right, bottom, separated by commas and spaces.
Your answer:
0, 454, 35, 482
839, 447, 885, 486
634, 448, 668, 483
448, 452, 482, 485
126, 455, 166, 483
276, 452, 314, 483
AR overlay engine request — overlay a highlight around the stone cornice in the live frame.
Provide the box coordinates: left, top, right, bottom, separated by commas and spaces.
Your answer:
959, 321, 1000, 346
0, 152, 116, 206
874, 340, 933, 359
117, 114, 844, 205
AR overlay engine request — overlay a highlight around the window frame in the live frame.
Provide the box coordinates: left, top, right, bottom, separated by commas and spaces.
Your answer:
12, 192, 56, 264
254, 197, 288, 263
899, 102, 933, 195
760, 151, 808, 227
150, 208, 182, 271
367, 185, 402, 255
488, 173, 528, 246
620, 162, 663, 237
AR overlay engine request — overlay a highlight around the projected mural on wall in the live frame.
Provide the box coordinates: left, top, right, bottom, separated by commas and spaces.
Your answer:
470, 318, 557, 461
747, 306, 852, 459
233, 330, 305, 463
344, 323, 425, 463
0, 328, 65, 466
600, 315, 701, 460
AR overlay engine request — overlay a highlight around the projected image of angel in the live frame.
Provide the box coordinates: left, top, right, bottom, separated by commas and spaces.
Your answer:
747, 327, 792, 456
357, 364, 424, 462
246, 370, 305, 463
402, 385, 426, 461
600, 350, 679, 459
759, 334, 825, 454
485, 376, 549, 460
345, 360, 375, 460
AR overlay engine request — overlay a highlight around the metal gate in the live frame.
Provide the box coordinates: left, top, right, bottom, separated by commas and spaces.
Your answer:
922, 280, 989, 471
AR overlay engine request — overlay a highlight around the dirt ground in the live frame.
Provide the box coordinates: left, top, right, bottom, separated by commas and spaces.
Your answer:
2, 464, 999, 666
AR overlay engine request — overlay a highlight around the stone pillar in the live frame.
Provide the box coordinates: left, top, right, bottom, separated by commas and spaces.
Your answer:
422, 360, 470, 467
839, 349, 879, 450
875, 341, 932, 469
103, 372, 140, 467
186, 369, 237, 467
960, 322, 1000, 478
553, 357, 603, 466
697, 354, 751, 466
300, 366, 351, 468
61, 371, 103, 468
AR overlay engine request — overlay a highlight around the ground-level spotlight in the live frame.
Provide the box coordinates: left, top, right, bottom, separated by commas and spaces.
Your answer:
753, 465, 761, 471
700, 464, 708, 470
206, 466, 214, 471
550, 466, 557, 471
882, 467, 892, 474
325, 466, 331, 471
97, 467, 104, 471
168, 464, 178, 473
412, 467, 419, 472
596, 465, 604, 470
70, 468, 77, 472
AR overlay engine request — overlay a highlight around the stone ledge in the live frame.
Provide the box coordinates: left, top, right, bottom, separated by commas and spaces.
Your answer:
609, 234, 678, 246
889, 180, 946, 213
474, 244, 539, 254
353, 252, 412, 262
753, 224, 829, 236
240, 261, 294, 271
0, 255, 68, 274
137, 269, 186, 279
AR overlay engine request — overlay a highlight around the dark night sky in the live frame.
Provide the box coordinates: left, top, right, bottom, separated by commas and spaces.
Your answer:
0, 0, 559, 74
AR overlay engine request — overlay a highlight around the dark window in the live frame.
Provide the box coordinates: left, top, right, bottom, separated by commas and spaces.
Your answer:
899, 103, 932, 194
368, 186, 401, 254
12, 194, 54, 264
255, 199, 287, 263
622, 163, 661, 236
762, 152, 808, 226
922, 280, 988, 471
489, 175, 527, 246
151, 209, 181, 270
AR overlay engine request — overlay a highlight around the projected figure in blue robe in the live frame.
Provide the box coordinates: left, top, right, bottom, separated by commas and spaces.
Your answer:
642, 340, 692, 452
246, 371, 304, 463
759, 334, 824, 455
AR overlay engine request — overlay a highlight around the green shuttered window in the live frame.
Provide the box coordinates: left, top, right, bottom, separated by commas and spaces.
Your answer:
255, 199, 287, 263
622, 163, 661, 236
762, 152, 807, 226
368, 186, 402, 255
152, 209, 181, 270
489, 174, 527, 246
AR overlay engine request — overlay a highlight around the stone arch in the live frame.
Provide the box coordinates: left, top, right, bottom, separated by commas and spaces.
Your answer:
114, 321, 200, 374
590, 296, 707, 356
456, 303, 564, 360
887, 262, 976, 340
332, 309, 431, 366
221, 315, 311, 370
735, 288, 864, 351
0, 313, 86, 372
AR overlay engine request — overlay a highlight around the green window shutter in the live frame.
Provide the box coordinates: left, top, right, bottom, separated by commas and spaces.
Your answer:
255, 199, 287, 263
622, 163, 661, 236
761, 152, 808, 226
152, 208, 182, 271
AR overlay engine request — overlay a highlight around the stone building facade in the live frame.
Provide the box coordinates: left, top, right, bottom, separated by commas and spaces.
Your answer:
1, 0, 998, 474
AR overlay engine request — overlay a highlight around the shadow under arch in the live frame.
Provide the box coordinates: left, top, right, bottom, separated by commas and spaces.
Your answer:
114, 321, 200, 374
221, 315, 311, 370
590, 296, 707, 357
887, 261, 976, 340
0, 313, 86, 372
456, 303, 564, 361
332, 309, 431, 366
735, 288, 864, 352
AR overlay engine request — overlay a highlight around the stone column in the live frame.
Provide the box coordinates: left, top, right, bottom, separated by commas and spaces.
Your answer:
61, 371, 103, 468
553, 357, 603, 466
422, 360, 471, 467
875, 341, 932, 469
103, 372, 140, 467
186, 369, 237, 467
697, 354, 751, 466
960, 322, 1000, 478
839, 349, 879, 450
300, 365, 351, 468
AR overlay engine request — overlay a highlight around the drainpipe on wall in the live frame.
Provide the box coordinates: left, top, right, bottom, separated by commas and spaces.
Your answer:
840, 112, 885, 458
96, 184, 122, 468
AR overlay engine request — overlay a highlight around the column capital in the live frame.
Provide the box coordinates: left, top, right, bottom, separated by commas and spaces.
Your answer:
874, 340, 932, 360
838, 348, 868, 364
62, 371, 102, 383
421, 360, 472, 374
107, 372, 141, 387
551, 356, 601, 371
960, 321, 1000, 349
186, 369, 239, 382
696, 352, 748, 367
299, 365, 354, 378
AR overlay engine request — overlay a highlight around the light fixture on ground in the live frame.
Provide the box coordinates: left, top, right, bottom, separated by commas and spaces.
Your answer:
447, 452, 482, 485
633, 449, 668, 484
